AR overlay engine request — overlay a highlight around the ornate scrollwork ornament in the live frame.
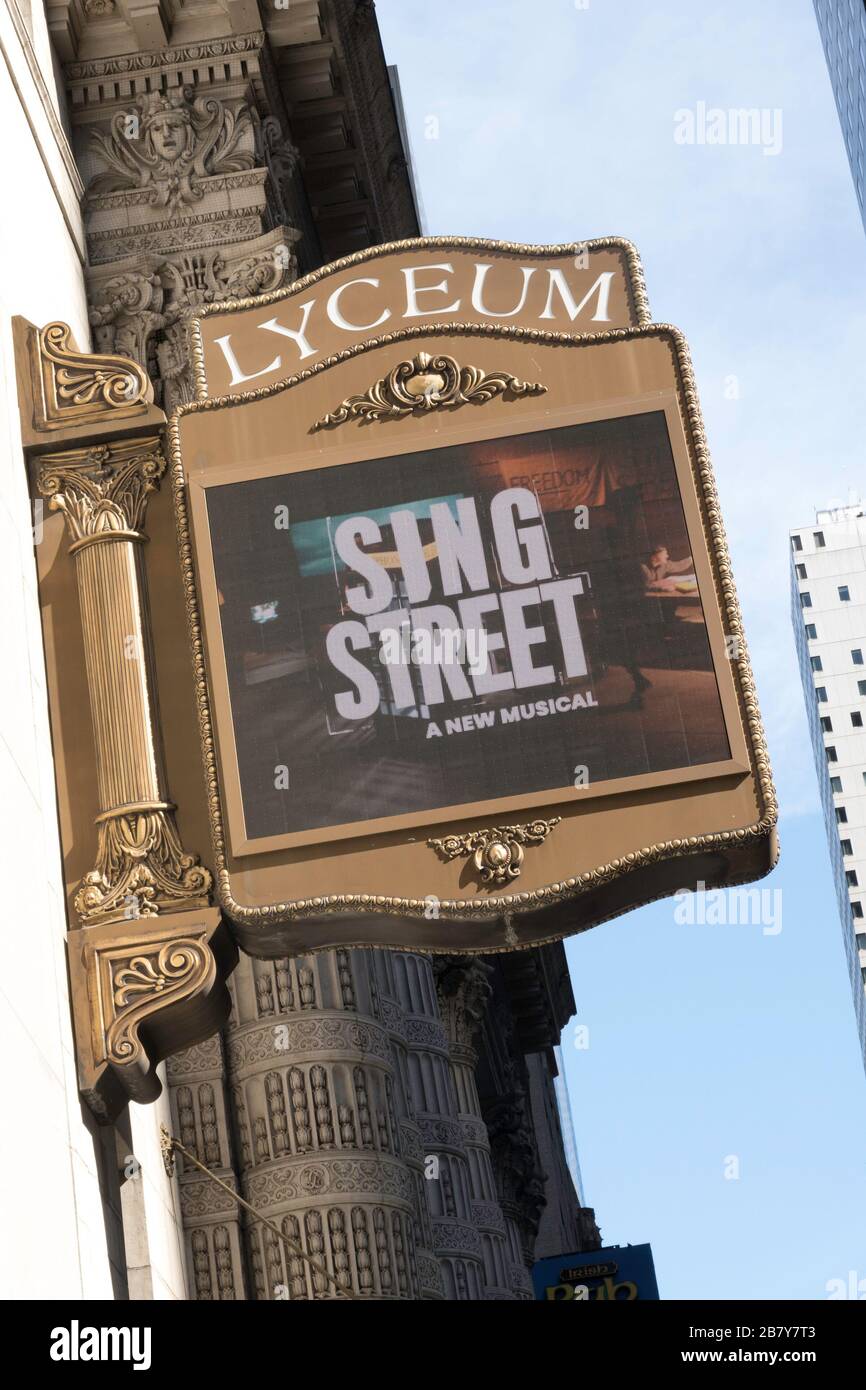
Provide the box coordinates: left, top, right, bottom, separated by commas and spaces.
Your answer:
429, 819, 562, 886
36, 321, 152, 429
311, 351, 546, 430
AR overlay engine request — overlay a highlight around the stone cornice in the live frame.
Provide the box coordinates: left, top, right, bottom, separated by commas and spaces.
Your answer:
65, 29, 266, 81
85, 167, 269, 212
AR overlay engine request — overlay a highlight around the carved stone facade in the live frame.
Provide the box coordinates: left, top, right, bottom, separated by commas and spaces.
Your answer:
52, 0, 600, 1298
165, 945, 596, 1301
65, 28, 305, 411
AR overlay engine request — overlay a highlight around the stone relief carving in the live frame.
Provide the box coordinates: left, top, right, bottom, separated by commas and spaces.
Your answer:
433, 956, 494, 1050
225, 1016, 391, 1071
257, 114, 301, 228
89, 88, 255, 214
245, 1156, 415, 1208
430, 1217, 483, 1257
88, 244, 296, 411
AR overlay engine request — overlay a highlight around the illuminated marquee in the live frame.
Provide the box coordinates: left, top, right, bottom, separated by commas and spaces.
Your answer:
168, 236, 775, 955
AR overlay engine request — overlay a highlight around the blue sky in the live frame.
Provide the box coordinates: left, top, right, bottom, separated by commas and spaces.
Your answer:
377, 0, 866, 1300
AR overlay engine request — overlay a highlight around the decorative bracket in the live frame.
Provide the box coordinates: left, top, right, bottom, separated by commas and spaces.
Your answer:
429, 818, 561, 886
68, 909, 236, 1120
13, 316, 164, 452
311, 351, 546, 430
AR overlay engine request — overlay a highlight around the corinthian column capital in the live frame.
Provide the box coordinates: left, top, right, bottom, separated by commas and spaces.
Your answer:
38, 438, 165, 545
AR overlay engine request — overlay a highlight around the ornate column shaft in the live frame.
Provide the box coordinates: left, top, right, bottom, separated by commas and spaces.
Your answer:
218, 950, 420, 1300
21, 321, 236, 1118
38, 437, 212, 926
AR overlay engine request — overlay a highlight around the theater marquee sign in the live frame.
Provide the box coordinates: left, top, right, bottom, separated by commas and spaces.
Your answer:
18, 238, 777, 1115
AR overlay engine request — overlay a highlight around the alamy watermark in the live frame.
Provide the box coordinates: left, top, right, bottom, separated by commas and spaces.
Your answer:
674, 880, 782, 936
50, 1322, 151, 1370
377, 623, 488, 674
674, 102, 783, 157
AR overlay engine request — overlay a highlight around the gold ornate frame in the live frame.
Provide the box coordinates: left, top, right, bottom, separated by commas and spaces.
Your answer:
184, 389, 749, 857
186, 235, 652, 398
168, 319, 777, 940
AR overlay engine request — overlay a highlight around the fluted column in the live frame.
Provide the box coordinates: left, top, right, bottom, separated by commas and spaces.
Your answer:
167, 1034, 247, 1300
371, 951, 451, 1301
434, 958, 525, 1299
221, 949, 419, 1299
383, 952, 486, 1300
37, 438, 212, 926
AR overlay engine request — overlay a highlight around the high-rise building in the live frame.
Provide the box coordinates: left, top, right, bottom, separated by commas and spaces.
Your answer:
814, 0, 866, 232
1, 0, 597, 1301
790, 506, 866, 1076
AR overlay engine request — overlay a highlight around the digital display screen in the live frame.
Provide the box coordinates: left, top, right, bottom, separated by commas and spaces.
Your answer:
205, 411, 729, 840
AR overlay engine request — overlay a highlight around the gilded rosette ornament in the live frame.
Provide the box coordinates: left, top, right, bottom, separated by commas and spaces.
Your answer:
429, 819, 561, 886
37, 437, 212, 926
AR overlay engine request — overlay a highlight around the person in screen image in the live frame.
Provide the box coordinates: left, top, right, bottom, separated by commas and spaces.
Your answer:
640, 542, 696, 634
592, 546, 654, 710
640, 543, 694, 588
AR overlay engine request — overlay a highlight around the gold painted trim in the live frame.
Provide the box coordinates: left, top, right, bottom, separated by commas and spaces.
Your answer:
94, 800, 173, 824
67, 529, 145, 555
186, 235, 651, 399
167, 319, 777, 935
310, 350, 546, 430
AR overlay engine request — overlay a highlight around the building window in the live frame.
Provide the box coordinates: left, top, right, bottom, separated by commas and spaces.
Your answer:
859, 680, 866, 697
800, 592, 812, 608
836, 806, 848, 823
839, 585, 851, 601
796, 563, 808, 579
854, 650, 864, 665
814, 531, 826, 547
852, 901, 864, 918
826, 746, 838, 762
811, 655, 823, 671
841, 838, 853, 856
856, 933, 866, 950
821, 716, 833, 732
792, 535, 803, 551
854, 712, 864, 728
806, 623, 818, 639
831, 776, 843, 792
847, 869, 859, 887
816, 686, 828, 702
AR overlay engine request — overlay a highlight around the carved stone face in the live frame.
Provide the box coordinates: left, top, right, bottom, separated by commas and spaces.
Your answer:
149, 111, 189, 163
